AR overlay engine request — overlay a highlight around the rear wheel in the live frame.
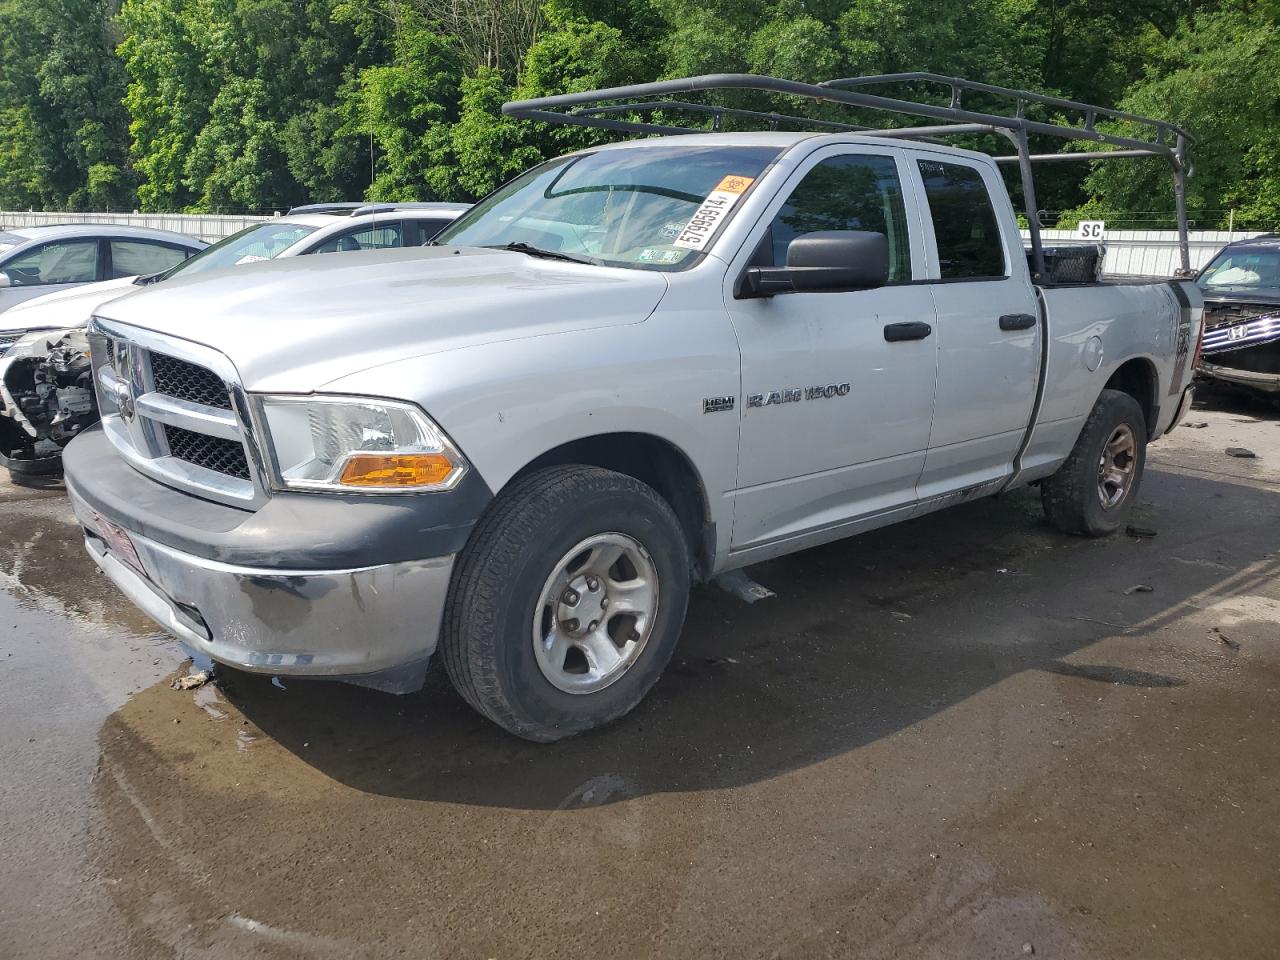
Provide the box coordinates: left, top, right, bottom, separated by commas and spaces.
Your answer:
1041, 388, 1147, 536
440, 465, 690, 741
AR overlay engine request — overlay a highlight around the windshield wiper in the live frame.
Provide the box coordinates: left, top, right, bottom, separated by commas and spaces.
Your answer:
484, 242, 599, 266
133, 270, 169, 286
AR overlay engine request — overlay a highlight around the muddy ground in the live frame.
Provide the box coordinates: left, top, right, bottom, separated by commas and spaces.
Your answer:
0, 390, 1277, 960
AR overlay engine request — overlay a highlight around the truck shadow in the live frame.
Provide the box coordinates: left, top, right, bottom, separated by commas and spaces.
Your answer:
211, 466, 1280, 810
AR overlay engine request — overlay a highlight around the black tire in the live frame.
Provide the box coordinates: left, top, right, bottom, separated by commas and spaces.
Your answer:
440, 465, 691, 742
1041, 388, 1147, 536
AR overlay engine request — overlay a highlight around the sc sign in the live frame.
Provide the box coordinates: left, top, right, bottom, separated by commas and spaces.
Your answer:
1076, 220, 1106, 241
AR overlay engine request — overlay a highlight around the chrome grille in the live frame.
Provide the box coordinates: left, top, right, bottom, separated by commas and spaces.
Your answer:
163, 425, 251, 480
151, 352, 232, 409
91, 320, 263, 508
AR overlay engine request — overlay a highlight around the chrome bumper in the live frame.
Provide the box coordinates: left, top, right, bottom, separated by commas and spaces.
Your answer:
1199, 361, 1280, 394
69, 483, 455, 680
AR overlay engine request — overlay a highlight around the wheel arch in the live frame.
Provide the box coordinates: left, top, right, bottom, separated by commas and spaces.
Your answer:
1103, 356, 1160, 438
507, 432, 714, 581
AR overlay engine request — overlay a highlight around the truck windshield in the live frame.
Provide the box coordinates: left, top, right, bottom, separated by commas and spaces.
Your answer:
1199, 248, 1280, 290
150, 222, 317, 282
435, 145, 782, 270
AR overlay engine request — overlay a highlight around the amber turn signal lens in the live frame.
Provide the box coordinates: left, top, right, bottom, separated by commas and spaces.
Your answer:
338, 453, 456, 487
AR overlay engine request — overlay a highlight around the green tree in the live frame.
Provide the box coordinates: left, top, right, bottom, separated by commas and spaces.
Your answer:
1071, 7, 1280, 228
340, 15, 462, 200
119, 0, 380, 211
3, 0, 1277, 222
0, 0, 134, 209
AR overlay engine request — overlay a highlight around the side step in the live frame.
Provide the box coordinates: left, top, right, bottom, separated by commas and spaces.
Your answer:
714, 569, 776, 604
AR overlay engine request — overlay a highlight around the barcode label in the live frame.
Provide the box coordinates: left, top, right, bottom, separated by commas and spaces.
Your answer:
672, 176, 755, 251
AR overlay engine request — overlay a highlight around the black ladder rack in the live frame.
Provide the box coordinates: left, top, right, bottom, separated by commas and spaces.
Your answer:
503, 73, 1194, 278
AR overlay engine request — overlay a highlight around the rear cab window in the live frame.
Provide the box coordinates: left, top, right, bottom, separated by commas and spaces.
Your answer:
916, 159, 1006, 280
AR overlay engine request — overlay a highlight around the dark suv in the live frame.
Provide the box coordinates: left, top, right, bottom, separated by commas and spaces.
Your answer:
1197, 235, 1280, 397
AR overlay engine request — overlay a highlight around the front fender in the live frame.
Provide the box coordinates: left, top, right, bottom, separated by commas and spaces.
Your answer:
321, 302, 743, 542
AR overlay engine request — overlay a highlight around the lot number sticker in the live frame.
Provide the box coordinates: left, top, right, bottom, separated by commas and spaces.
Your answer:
673, 175, 755, 250
1075, 220, 1106, 241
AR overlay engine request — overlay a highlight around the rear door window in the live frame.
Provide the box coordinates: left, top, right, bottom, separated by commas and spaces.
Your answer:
917, 160, 1006, 280
109, 240, 190, 278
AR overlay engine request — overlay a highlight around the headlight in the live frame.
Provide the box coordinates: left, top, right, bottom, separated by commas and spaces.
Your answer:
255, 395, 466, 493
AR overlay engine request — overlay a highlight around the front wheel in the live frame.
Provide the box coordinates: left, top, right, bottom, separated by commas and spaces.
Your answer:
1041, 388, 1148, 536
440, 465, 691, 741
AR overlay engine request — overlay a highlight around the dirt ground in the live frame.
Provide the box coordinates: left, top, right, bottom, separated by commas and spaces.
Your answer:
0, 388, 1277, 960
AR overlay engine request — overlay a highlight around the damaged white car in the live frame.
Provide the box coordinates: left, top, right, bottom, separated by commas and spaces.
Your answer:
0, 327, 96, 476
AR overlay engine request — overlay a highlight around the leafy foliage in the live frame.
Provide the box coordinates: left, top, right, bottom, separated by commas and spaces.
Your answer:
1070, 7, 1280, 228
0, 0, 134, 209
0, 0, 1276, 223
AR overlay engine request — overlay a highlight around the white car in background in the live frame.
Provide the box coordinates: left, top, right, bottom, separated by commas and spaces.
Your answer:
0, 203, 469, 477
0, 203, 470, 335
0, 224, 205, 316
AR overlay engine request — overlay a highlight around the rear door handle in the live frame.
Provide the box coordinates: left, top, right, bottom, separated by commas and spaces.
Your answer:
883, 321, 933, 342
999, 313, 1037, 331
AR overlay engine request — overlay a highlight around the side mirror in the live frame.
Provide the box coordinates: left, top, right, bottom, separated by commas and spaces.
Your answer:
738, 230, 890, 298
0, 272, 11, 289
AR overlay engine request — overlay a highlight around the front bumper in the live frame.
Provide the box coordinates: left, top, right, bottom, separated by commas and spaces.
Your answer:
61, 425, 487, 688
1199, 361, 1280, 394
69, 479, 456, 681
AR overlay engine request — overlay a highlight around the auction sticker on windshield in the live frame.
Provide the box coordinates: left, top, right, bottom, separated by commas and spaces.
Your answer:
672, 175, 755, 251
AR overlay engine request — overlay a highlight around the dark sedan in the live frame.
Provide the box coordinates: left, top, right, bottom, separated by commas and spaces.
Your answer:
1197, 235, 1280, 398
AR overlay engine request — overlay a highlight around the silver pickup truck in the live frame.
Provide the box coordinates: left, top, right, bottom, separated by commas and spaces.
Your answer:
63, 75, 1202, 741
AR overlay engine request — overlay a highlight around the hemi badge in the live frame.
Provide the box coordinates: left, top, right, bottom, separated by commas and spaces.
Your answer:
703, 396, 736, 414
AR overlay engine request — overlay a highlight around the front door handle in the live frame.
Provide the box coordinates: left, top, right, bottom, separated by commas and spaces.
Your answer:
883, 321, 933, 342
999, 313, 1037, 331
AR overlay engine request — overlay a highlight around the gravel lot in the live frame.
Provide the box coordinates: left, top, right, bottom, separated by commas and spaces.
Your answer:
1, 389, 1277, 960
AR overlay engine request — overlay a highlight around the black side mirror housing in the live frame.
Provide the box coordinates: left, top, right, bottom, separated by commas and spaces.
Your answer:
738, 230, 890, 298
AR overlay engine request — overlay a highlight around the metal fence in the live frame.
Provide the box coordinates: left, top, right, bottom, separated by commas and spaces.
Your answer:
1027, 229, 1268, 278
2, 210, 1266, 276
0, 210, 272, 243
